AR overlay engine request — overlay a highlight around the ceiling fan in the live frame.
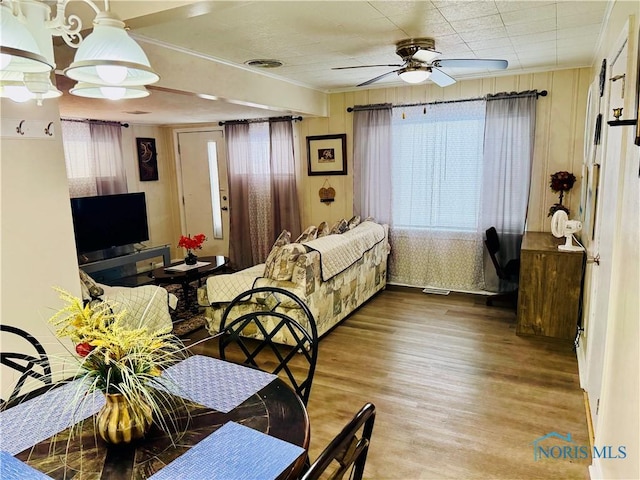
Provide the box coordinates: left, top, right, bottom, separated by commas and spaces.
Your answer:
333, 38, 508, 87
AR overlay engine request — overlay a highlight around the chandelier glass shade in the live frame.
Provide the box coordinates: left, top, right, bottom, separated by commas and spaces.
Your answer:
70, 82, 149, 99
0, 1, 159, 104
0, 4, 53, 73
63, 12, 159, 86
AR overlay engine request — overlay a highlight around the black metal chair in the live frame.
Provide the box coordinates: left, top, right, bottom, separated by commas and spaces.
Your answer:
484, 226, 520, 307
218, 286, 318, 406
301, 403, 376, 480
1, 325, 53, 404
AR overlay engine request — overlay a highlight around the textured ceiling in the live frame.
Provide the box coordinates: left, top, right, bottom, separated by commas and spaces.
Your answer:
56, 0, 611, 124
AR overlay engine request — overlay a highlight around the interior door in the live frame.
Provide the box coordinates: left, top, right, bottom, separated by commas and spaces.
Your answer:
581, 29, 628, 429
177, 130, 229, 257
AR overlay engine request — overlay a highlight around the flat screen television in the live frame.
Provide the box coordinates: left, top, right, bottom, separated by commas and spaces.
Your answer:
70, 193, 150, 254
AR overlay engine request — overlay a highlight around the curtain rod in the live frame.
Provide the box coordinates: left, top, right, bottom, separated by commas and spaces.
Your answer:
346, 90, 548, 112
61, 118, 130, 128
218, 115, 303, 126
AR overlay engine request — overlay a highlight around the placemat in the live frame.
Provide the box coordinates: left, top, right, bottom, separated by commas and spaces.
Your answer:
0, 380, 104, 455
148, 422, 305, 480
159, 355, 276, 413
0, 451, 53, 480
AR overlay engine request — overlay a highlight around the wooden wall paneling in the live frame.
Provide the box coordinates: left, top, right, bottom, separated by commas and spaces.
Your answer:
328, 94, 347, 132
299, 70, 589, 233
367, 88, 388, 105
528, 71, 554, 232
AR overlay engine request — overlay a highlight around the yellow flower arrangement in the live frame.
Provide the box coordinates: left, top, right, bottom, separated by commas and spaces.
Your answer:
49, 288, 186, 440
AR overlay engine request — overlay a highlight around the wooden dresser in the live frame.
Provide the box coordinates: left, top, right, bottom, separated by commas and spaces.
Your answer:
516, 231, 585, 340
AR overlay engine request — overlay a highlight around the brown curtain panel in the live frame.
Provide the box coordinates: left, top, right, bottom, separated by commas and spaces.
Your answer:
225, 123, 255, 270
225, 119, 301, 270
269, 119, 301, 239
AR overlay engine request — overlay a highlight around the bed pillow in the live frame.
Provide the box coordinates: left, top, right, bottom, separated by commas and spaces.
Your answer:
264, 243, 307, 281
263, 230, 291, 278
330, 219, 348, 234
295, 225, 317, 243
79, 269, 104, 300
316, 221, 330, 238
347, 215, 361, 229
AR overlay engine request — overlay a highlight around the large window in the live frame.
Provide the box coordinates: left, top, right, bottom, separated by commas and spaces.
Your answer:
61, 120, 126, 197
354, 94, 536, 292
391, 100, 486, 231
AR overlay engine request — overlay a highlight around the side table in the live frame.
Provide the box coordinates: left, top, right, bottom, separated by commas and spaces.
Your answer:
152, 255, 229, 311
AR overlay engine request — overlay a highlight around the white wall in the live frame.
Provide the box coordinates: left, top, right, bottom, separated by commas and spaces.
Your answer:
1, 98, 80, 399
585, 2, 639, 478
121, 125, 182, 262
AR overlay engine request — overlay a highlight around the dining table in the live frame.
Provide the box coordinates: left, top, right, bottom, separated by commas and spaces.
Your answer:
0, 355, 310, 480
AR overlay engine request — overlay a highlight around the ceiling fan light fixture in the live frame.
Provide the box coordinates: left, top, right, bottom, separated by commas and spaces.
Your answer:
399, 67, 430, 84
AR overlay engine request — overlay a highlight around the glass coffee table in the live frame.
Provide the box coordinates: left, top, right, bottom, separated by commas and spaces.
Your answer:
152, 255, 229, 310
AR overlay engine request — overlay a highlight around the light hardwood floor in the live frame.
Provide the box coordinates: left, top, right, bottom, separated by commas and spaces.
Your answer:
187, 286, 590, 479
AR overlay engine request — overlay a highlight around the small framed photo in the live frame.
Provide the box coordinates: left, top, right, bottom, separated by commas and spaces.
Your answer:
307, 134, 347, 176
136, 137, 159, 181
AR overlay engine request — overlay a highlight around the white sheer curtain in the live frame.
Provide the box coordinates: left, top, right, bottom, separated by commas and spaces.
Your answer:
226, 119, 300, 270
388, 101, 487, 291
480, 93, 537, 291
61, 120, 127, 198
353, 105, 392, 224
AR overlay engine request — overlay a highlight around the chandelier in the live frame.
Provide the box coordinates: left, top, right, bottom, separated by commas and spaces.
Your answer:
0, 0, 159, 105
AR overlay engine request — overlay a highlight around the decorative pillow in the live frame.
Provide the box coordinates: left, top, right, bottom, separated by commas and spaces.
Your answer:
363, 216, 375, 223
265, 243, 307, 281
330, 219, 348, 234
79, 269, 104, 300
295, 225, 317, 243
316, 221, 330, 237
263, 230, 291, 278
347, 215, 361, 229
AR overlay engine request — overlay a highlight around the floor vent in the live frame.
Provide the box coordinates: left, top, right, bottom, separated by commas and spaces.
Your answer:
422, 287, 451, 295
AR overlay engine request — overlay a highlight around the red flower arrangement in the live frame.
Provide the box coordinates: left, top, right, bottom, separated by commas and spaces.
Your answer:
549, 171, 577, 193
178, 233, 207, 251
548, 171, 577, 217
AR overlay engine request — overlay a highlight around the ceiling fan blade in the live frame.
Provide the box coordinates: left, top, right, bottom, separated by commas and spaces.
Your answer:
435, 58, 508, 70
357, 69, 401, 87
429, 67, 457, 87
411, 49, 441, 63
332, 64, 404, 70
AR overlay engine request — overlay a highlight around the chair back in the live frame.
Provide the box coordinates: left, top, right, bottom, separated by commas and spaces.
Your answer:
485, 227, 507, 280
301, 403, 376, 480
1, 325, 52, 403
218, 287, 318, 406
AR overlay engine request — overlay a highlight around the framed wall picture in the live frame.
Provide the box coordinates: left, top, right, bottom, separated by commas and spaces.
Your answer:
306, 134, 347, 176
136, 137, 159, 181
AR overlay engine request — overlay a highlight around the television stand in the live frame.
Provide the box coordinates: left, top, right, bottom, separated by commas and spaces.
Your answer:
80, 245, 171, 285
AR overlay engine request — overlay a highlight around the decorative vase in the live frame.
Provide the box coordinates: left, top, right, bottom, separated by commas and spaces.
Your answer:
185, 251, 198, 265
96, 393, 153, 445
